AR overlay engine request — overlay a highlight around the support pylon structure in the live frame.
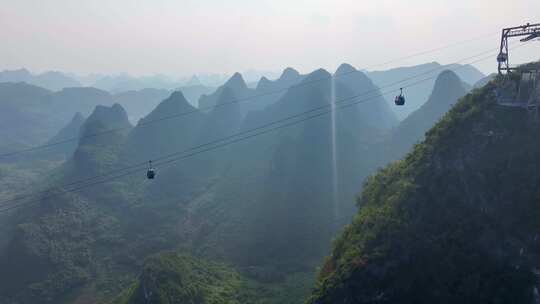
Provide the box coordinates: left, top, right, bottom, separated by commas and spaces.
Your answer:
497, 23, 540, 74
495, 23, 540, 118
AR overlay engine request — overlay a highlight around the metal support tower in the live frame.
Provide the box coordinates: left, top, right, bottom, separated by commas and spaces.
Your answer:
495, 23, 540, 117
498, 23, 540, 74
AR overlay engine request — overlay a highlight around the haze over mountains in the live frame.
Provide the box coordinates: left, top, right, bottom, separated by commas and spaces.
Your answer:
0, 62, 483, 159
3, 0, 539, 301
3, 47, 520, 304
366, 62, 485, 119
0, 61, 485, 123
0, 68, 270, 93
0, 56, 488, 304
0, 69, 82, 92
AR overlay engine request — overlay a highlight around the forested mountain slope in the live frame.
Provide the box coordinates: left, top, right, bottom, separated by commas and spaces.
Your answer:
115, 253, 252, 304
309, 74, 540, 303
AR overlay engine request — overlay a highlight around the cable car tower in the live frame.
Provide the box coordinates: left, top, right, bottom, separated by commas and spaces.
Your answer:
496, 23, 540, 116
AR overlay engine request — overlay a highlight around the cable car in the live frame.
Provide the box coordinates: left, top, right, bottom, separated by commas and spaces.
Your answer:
395, 88, 405, 106
497, 52, 508, 63
147, 160, 156, 179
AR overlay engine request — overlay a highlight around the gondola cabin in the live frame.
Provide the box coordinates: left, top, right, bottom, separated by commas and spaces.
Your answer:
395, 88, 405, 106
147, 161, 156, 179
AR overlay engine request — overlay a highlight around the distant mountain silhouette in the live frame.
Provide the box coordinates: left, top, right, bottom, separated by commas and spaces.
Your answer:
198, 72, 251, 110
40, 112, 86, 159
252, 67, 305, 111
0, 69, 32, 83
0, 82, 164, 159
31, 71, 82, 91
366, 62, 484, 119
186, 73, 229, 87
176, 84, 216, 107
112, 88, 172, 123
184, 75, 202, 86
0, 82, 57, 155
92, 74, 180, 93
45, 87, 116, 124
242, 69, 282, 83
474, 73, 497, 88
198, 68, 305, 117
0, 68, 81, 91
255, 67, 303, 92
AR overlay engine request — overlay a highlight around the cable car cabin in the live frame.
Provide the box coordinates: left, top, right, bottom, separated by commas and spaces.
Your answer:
147, 168, 156, 179
395, 95, 405, 106
497, 52, 508, 63
395, 88, 405, 106
146, 161, 156, 179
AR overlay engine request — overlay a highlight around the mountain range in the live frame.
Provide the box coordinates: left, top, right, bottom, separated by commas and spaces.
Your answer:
0, 61, 494, 304
0, 69, 82, 91
197, 68, 307, 123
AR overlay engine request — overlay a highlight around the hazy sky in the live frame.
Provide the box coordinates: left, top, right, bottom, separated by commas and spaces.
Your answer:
1, 0, 538, 77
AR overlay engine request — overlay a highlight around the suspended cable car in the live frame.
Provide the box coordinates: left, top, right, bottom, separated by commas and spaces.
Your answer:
394, 88, 405, 106
497, 52, 508, 64
147, 160, 156, 179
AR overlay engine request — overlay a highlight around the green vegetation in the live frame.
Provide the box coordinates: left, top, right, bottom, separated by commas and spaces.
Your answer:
114, 253, 315, 304
0, 68, 494, 304
309, 78, 540, 303
115, 253, 245, 304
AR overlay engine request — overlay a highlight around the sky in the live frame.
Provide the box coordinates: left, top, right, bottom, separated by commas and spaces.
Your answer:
0, 0, 538, 77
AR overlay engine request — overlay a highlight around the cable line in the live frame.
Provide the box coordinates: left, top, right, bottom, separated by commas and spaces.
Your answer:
0, 46, 508, 207
0, 47, 517, 213
0, 32, 499, 159
366, 31, 498, 69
